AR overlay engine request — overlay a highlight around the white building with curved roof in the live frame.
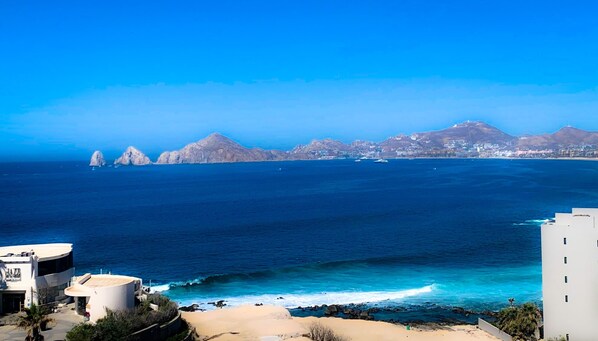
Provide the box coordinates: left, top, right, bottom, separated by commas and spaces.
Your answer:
65, 273, 142, 322
0, 243, 74, 314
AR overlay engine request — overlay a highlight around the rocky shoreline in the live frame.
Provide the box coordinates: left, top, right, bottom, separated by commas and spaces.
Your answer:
289, 303, 498, 325
178, 300, 500, 325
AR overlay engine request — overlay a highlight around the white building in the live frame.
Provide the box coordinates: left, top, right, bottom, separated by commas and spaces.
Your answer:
65, 273, 142, 322
541, 208, 598, 340
0, 243, 75, 314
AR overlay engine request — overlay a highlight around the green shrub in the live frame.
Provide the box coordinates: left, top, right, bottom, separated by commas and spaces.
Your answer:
17, 304, 54, 341
306, 322, 350, 341
496, 302, 541, 341
92, 310, 133, 341
65, 293, 180, 341
65, 323, 96, 341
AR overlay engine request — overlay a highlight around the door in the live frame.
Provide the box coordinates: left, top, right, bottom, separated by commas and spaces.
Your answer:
1, 292, 25, 313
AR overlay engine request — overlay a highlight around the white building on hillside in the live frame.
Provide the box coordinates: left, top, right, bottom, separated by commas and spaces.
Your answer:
542, 208, 598, 340
0, 243, 75, 314
65, 273, 142, 322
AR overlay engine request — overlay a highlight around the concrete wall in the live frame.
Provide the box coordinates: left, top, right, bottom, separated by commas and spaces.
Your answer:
128, 313, 183, 341
89, 281, 136, 322
478, 318, 512, 341
542, 208, 598, 340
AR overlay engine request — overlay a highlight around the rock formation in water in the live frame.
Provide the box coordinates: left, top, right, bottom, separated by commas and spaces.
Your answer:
156, 133, 287, 164
114, 146, 152, 166
98, 121, 598, 165
89, 151, 107, 167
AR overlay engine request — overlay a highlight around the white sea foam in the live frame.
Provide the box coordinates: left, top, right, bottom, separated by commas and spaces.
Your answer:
173, 284, 435, 309
526, 219, 548, 224
149, 284, 171, 293
150, 276, 208, 293
512, 219, 547, 226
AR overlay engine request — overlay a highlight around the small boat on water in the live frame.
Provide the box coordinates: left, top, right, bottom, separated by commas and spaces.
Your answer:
354, 159, 362, 163
374, 159, 389, 163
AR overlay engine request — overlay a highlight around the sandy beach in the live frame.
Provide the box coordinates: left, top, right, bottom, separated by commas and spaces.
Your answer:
182, 305, 500, 341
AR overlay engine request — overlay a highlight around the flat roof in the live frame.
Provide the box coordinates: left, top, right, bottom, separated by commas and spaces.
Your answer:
77, 274, 140, 288
65, 274, 141, 297
0, 243, 72, 260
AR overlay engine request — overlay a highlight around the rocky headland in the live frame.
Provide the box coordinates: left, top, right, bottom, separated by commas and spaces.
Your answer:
156, 133, 287, 164
91, 121, 598, 165
114, 146, 152, 166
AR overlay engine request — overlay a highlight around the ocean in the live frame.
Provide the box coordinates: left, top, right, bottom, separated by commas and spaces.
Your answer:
2, 159, 598, 322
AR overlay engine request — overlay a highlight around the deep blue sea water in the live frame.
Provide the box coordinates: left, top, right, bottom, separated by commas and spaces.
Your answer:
2, 159, 598, 319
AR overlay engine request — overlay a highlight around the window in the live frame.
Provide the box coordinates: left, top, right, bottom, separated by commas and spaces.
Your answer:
564, 276, 568, 283
563, 237, 567, 245
564, 256, 567, 264
37, 252, 73, 276
565, 295, 568, 302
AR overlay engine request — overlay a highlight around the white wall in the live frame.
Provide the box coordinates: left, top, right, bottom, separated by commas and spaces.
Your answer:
1, 255, 74, 309
542, 208, 598, 340
0, 259, 35, 307
88, 281, 136, 322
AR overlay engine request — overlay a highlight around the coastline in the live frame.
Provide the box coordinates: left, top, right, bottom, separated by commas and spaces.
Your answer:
124, 155, 598, 166
288, 303, 498, 325
3, 155, 597, 166
179, 301, 500, 325
182, 305, 501, 341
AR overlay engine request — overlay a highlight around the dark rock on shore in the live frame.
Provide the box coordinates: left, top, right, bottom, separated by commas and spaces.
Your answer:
324, 305, 339, 316
290, 303, 498, 325
207, 300, 227, 308
179, 304, 203, 312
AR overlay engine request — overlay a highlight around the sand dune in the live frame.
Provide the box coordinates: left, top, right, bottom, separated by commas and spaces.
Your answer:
182, 305, 500, 341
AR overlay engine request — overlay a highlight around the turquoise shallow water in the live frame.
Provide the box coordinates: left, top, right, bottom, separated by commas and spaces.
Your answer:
163, 259, 542, 312
2, 159, 598, 319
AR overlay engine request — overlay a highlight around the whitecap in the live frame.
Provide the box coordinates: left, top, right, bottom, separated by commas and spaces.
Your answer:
172, 284, 435, 309
148, 284, 171, 293
512, 219, 547, 226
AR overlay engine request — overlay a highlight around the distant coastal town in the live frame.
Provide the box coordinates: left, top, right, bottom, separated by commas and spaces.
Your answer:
89, 121, 598, 166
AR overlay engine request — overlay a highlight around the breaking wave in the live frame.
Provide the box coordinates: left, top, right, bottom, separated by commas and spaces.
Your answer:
219, 285, 435, 308
160, 284, 435, 309
512, 219, 548, 226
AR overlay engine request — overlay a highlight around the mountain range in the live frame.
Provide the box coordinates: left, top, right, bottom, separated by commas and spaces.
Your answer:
93, 121, 598, 166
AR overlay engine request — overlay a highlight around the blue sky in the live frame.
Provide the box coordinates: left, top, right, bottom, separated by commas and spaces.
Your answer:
2, 1, 598, 160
